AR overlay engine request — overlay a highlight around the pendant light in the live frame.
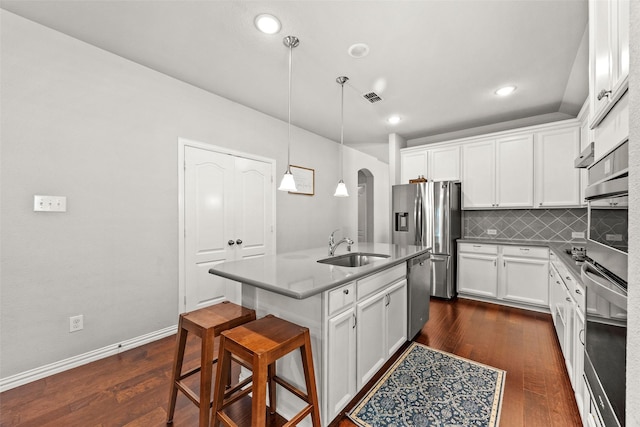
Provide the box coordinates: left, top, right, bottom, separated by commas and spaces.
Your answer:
334, 76, 349, 197
278, 35, 299, 192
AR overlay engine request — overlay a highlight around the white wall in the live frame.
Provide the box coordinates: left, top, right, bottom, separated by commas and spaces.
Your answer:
627, 1, 639, 424
0, 11, 389, 380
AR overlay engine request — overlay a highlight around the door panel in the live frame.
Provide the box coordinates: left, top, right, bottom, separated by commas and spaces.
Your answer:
185, 147, 235, 311
356, 291, 386, 389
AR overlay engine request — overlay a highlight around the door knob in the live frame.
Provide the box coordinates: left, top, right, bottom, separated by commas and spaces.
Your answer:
228, 240, 235, 246
236, 239, 243, 245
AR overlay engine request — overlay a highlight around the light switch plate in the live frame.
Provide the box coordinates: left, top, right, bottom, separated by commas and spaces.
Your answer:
571, 231, 585, 239
34, 195, 67, 212
487, 229, 497, 235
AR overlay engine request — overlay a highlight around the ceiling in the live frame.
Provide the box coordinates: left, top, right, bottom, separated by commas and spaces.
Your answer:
1, 0, 589, 163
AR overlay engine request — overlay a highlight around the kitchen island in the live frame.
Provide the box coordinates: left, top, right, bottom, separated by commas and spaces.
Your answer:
209, 242, 429, 426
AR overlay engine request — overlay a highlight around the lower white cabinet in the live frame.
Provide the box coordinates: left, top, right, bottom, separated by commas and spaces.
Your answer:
324, 265, 407, 422
326, 307, 356, 420
458, 243, 548, 308
356, 279, 407, 389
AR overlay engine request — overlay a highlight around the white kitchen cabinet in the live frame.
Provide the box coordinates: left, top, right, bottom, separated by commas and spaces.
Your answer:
461, 139, 495, 208
356, 279, 407, 389
326, 306, 356, 421
457, 245, 498, 298
500, 246, 549, 306
496, 135, 534, 208
401, 150, 428, 184
428, 145, 460, 181
462, 135, 534, 209
573, 306, 585, 419
534, 126, 581, 207
589, 0, 629, 128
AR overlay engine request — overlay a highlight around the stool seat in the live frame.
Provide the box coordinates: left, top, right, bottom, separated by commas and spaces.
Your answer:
212, 315, 321, 427
166, 301, 256, 427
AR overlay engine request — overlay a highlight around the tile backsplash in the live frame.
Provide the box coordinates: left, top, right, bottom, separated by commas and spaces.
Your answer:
463, 208, 587, 243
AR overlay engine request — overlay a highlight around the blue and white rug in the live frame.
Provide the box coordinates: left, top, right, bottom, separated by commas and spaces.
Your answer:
349, 342, 505, 427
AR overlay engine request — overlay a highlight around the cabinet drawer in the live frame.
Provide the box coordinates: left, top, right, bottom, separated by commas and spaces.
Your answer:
328, 283, 355, 316
458, 243, 498, 255
502, 245, 549, 259
357, 264, 406, 300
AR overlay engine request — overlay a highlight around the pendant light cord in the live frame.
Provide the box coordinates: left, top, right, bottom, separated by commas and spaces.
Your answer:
339, 80, 344, 180
287, 38, 293, 171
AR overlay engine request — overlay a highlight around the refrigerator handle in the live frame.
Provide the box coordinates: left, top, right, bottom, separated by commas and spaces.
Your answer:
414, 186, 423, 245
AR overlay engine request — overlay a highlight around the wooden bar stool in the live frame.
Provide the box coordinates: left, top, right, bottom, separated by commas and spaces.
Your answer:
166, 301, 256, 427
211, 314, 321, 427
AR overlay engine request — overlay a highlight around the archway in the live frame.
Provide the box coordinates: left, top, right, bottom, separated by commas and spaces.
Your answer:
357, 169, 374, 242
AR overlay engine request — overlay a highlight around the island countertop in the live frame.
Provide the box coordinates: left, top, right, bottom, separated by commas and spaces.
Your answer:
209, 242, 430, 299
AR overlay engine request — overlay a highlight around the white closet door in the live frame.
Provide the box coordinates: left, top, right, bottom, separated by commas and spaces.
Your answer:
184, 146, 236, 311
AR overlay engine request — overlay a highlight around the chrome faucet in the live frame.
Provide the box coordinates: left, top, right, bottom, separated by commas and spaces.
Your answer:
328, 229, 354, 256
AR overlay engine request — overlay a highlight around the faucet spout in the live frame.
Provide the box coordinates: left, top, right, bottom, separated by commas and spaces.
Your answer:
328, 230, 354, 256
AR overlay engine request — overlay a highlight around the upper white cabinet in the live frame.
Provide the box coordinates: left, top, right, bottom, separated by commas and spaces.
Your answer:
461, 140, 495, 208
400, 150, 428, 183
534, 126, 581, 208
462, 135, 533, 209
429, 145, 460, 182
589, 0, 629, 128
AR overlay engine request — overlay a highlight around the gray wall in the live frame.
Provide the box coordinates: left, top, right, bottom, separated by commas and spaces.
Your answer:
0, 11, 389, 379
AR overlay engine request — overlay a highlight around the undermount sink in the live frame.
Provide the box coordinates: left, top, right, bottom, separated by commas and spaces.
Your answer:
317, 252, 390, 267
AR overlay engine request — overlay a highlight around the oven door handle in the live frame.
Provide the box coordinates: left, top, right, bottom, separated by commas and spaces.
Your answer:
581, 262, 627, 311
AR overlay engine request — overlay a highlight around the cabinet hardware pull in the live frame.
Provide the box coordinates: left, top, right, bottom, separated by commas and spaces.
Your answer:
352, 313, 357, 329
575, 289, 582, 295
343, 289, 349, 295
520, 248, 529, 251
385, 294, 390, 306
566, 297, 572, 302
503, 261, 506, 267
473, 245, 482, 248
597, 89, 612, 101
228, 240, 235, 246
493, 260, 497, 267
565, 276, 571, 281
579, 329, 585, 346
236, 239, 243, 245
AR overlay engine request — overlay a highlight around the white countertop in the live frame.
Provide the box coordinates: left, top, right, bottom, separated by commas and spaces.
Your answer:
209, 243, 430, 299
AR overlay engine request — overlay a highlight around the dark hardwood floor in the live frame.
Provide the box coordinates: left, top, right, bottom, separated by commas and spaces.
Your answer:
0, 298, 581, 427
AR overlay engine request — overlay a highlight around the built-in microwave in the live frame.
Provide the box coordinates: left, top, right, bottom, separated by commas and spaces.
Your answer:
582, 140, 628, 427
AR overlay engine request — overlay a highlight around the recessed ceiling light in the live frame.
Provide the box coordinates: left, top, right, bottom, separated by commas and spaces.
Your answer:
254, 14, 281, 34
348, 43, 370, 58
495, 85, 517, 96
387, 115, 402, 125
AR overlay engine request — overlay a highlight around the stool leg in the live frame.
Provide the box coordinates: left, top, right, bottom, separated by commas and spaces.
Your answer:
251, 356, 268, 426
198, 328, 215, 427
267, 362, 277, 415
300, 333, 321, 427
167, 318, 188, 423
211, 336, 231, 427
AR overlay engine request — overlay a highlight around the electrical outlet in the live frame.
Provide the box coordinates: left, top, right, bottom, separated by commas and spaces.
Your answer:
571, 231, 585, 239
70, 315, 83, 332
34, 195, 67, 212
487, 229, 497, 235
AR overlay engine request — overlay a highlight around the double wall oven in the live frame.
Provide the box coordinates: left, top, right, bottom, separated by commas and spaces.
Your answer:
581, 140, 628, 427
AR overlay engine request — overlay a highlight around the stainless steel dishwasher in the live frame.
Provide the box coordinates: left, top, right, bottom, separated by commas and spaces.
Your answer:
407, 253, 431, 338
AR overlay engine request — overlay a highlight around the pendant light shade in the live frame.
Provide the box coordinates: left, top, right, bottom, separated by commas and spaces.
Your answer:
334, 76, 349, 197
278, 35, 300, 192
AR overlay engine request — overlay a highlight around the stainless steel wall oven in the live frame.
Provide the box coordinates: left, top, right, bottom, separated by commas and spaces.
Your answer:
582, 140, 628, 427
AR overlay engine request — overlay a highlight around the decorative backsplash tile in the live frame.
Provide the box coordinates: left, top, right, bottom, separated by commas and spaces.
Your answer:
463, 208, 587, 243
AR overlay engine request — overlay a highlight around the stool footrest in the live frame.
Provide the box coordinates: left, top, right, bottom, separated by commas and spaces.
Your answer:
283, 404, 313, 427
175, 380, 202, 407
273, 375, 309, 403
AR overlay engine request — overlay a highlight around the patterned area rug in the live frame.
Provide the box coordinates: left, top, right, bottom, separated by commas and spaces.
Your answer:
349, 342, 505, 427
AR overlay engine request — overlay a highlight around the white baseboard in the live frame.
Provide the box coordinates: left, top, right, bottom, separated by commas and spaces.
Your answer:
0, 325, 177, 393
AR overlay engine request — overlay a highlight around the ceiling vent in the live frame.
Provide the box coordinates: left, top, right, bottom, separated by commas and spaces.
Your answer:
362, 91, 383, 104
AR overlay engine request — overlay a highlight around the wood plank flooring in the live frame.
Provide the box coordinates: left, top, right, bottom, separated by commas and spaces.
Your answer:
0, 298, 581, 427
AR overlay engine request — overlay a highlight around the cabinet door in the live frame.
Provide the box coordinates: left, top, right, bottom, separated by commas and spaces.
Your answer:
326, 308, 357, 421
501, 257, 549, 306
385, 280, 408, 357
590, 0, 613, 121
429, 145, 460, 181
401, 150, 428, 184
495, 135, 534, 208
457, 252, 498, 298
462, 140, 495, 208
573, 308, 585, 418
356, 290, 387, 389
535, 127, 581, 207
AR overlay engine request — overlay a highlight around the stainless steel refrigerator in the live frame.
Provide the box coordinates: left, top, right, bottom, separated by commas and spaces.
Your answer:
392, 181, 461, 300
